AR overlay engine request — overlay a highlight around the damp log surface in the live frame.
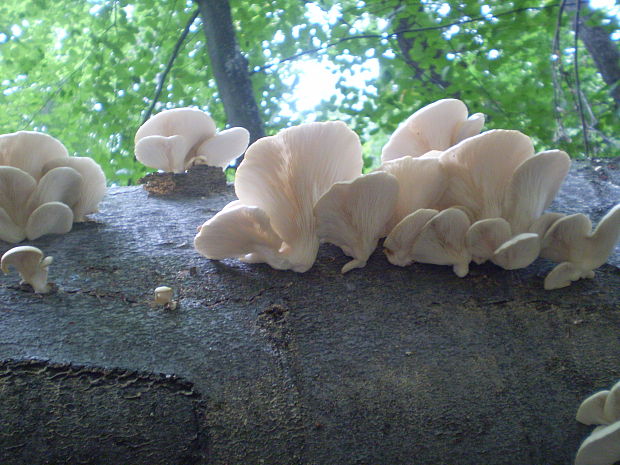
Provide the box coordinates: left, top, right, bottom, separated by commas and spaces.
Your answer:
0, 161, 619, 465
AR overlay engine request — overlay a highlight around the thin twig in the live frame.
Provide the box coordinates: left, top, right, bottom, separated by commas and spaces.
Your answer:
142, 8, 200, 124
573, 0, 590, 156
251, 3, 566, 74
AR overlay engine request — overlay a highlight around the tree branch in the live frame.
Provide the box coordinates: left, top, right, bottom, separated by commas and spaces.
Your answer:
142, 8, 200, 125
573, 0, 591, 156
251, 4, 566, 75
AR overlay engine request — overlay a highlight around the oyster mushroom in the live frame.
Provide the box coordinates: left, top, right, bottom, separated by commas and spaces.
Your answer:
1, 245, 53, 293
542, 204, 620, 290
314, 171, 399, 273
195, 121, 363, 272
0, 131, 106, 243
439, 130, 570, 231
575, 380, 620, 465
379, 155, 447, 230
381, 99, 484, 162
135, 107, 249, 173
384, 208, 439, 267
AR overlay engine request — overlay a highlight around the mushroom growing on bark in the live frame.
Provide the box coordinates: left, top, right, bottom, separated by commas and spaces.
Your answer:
384, 207, 472, 277
378, 155, 447, 230
1, 245, 53, 293
439, 130, 570, 232
195, 121, 363, 272
314, 171, 399, 273
135, 107, 249, 173
541, 204, 620, 290
575, 380, 620, 465
0, 131, 106, 243
381, 99, 484, 162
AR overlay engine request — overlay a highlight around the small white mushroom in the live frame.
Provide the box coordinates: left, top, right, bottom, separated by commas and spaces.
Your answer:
542, 204, 620, 290
575, 422, 620, 465
1, 246, 53, 293
381, 99, 484, 162
153, 286, 177, 309
314, 171, 399, 273
575, 381, 620, 465
135, 107, 249, 173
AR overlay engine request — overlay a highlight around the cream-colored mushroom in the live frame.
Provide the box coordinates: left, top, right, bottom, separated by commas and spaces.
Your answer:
408, 207, 472, 277
195, 121, 363, 272
135, 107, 249, 173
0, 131, 69, 179
42, 156, 107, 221
0, 131, 106, 243
314, 171, 399, 273
379, 155, 447, 230
381, 99, 484, 162
153, 286, 177, 309
1, 245, 53, 293
575, 380, 620, 465
542, 204, 620, 290
439, 130, 570, 232
384, 209, 439, 267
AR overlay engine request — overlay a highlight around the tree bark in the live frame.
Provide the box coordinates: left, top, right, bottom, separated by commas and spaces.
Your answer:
566, 2, 620, 108
195, 0, 266, 143
578, 19, 620, 108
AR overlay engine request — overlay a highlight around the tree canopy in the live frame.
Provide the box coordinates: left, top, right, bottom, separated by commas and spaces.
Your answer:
0, 0, 618, 184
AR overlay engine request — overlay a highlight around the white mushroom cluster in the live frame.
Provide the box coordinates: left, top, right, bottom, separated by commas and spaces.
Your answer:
575, 380, 620, 465
0, 131, 107, 243
193, 99, 620, 289
134, 107, 250, 173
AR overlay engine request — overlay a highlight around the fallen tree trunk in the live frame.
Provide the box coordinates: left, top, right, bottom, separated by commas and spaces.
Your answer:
0, 160, 618, 465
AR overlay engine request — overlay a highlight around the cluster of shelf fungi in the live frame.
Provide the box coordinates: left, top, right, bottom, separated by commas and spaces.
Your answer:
1, 99, 619, 464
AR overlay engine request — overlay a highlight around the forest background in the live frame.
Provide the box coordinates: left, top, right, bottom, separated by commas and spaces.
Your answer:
0, 0, 618, 185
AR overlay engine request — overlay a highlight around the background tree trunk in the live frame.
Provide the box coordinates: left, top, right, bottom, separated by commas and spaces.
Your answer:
195, 0, 266, 143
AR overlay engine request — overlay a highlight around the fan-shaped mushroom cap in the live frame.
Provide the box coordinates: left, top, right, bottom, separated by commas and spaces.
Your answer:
194, 202, 288, 269
492, 232, 540, 270
578, 390, 613, 426
575, 381, 620, 465
504, 149, 570, 234
42, 156, 107, 221
135, 108, 217, 173
25, 166, 83, 215
439, 130, 534, 218
233, 121, 363, 272
381, 99, 484, 162
0, 131, 69, 179
0, 166, 37, 228
409, 207, 472, 277
25, 201, 74, 240
466, 218, 512, 265
193, 126, 250, 168
1, 245, 53, 293
577, 382, 620, 426
575, 422, 620, 465
384, 208, 439, 266
542, 205, 620, 289
379, 156, 447, 229
314, 171, 399, 273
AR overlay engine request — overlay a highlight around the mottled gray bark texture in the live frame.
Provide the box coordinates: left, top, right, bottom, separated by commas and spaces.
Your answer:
568, 3, 620, 108
0, 160, 619, 464
195, 0, 266, 144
